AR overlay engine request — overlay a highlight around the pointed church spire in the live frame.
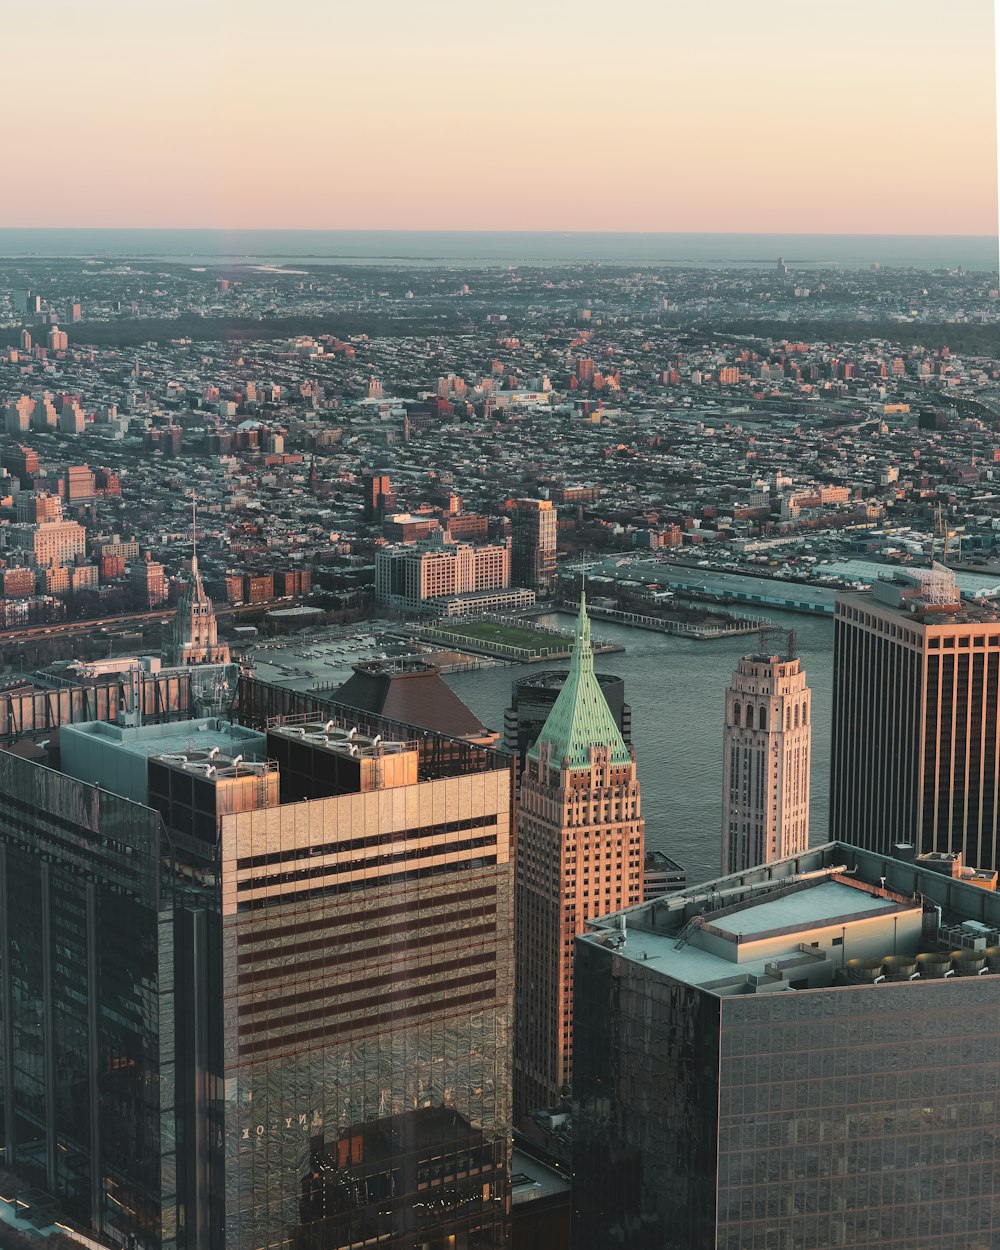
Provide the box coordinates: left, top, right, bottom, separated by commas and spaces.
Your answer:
162, 491, 230, 669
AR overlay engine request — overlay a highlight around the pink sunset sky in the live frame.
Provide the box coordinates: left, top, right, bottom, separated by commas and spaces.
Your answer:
7, 0, 998, 235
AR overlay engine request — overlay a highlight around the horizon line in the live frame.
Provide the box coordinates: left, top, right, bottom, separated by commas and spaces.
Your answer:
0, 226, 997, 241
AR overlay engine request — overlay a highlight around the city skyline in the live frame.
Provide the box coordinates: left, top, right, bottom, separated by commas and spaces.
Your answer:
7, 0, 998, 236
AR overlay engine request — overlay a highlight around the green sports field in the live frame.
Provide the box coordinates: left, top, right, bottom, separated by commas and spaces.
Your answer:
432, 620, 559, 650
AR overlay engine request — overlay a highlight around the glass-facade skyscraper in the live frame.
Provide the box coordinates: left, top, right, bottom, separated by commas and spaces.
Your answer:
510, 499, 557, 593
0, 687, 514, 1250
575, 841, 1000, 1249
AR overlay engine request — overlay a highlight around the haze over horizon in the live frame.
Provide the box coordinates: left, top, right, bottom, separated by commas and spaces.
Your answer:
8, 0, 998, 237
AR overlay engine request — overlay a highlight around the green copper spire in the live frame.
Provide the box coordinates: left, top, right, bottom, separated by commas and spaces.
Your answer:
527, 587, 633, 770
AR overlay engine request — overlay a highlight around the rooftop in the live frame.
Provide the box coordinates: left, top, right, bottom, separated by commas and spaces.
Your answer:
528, 590, 632, 770
510, 1150, 571, 1207
584, 843, 1000, 998
333, 658, 495, 742
708, 879, 900, 941
61, 716, 264, 763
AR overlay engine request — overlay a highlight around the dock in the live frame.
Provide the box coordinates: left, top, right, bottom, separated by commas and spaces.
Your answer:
562, 603, 770, 640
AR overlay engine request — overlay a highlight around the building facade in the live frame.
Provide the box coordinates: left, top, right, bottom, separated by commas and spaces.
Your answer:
375, 535, 512, 613
514, 593, 644, 1123
575, 842, 1000, 1250
363, 472, 393, 523
510, 499, 557, 593
131, 559, 168, 608
721, 650, 811, 874
0, 692, 515, 1250
6, 519, 87, 568
831, 564, 1000, 866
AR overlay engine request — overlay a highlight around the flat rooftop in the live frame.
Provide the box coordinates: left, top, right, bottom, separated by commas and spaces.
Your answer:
61, 717, 266, 762
511, 1150, 571, 1207
709, 879, 901, 940
586, 863, 927, 996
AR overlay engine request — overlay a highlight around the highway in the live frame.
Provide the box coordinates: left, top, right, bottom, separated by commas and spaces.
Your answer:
0, 598, 307, 645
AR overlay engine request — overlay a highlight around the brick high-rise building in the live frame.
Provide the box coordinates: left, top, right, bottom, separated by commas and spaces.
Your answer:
514, 592, 644, 1121
375, 534, 526, 616
64, 464, 96, 501
721, 642, 811, 874
6, 519, 86, 568
131, 558, 168, 607
5, 395, 33, 434
831, 563, 1000, 867
15, 491, 62, 523
510, 498, 557, 592
3, 444, 39, 487
47, 325, 68, 352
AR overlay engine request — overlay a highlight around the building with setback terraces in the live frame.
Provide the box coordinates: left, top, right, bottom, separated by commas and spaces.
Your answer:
514, 592, 644, 1125
721, 641, 811, 874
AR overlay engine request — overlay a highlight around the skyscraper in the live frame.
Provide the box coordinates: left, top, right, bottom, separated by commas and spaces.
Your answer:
575, 842, 1000, 1250
831, 564, 1000, 865
162, 552, 230, 668
503, 667, 631, 778
510, 498, 557, 593
0, 690, 514, 1250
363, 472, 393, 523
720, 636, 811, 874
514, 592, 644, 1122
162, 503, 230, 669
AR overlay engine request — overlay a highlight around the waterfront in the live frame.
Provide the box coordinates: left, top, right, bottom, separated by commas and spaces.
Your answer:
1, 228, 995, 270
445, 609, 834, 885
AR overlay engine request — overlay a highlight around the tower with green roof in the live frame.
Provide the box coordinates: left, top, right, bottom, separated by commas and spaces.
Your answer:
514, 589, 645, 1125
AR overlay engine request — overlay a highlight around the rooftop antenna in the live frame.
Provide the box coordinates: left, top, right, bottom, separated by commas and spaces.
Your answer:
191, 490, 198, 570
756, 624, 796, 661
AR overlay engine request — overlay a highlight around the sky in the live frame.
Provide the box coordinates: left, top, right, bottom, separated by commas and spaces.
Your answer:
7, 0, 998, 235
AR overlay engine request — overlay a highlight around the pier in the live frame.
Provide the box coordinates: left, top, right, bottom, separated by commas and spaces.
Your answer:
561, 602, 769, 640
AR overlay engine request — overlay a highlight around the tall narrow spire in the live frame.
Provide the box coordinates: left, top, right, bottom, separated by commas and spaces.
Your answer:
575, 580, 591, 674
528, 585, 631, 770
191, 491, 198, 572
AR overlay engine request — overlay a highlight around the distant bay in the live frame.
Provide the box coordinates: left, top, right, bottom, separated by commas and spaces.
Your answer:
0, 228, 995, 271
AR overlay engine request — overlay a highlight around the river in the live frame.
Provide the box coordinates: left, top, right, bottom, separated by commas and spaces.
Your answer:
444, 609, 834, 886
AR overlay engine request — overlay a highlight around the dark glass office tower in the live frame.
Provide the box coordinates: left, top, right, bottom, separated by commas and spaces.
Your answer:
510, 499, 557, 593
575, 842, 1000, 1250
0, 754, 178, 1246
0, 689, 514, 1250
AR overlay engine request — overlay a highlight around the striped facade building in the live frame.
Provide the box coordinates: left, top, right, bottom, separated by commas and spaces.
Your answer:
0, 689, 514, 1250
831, 564, 1000, 868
